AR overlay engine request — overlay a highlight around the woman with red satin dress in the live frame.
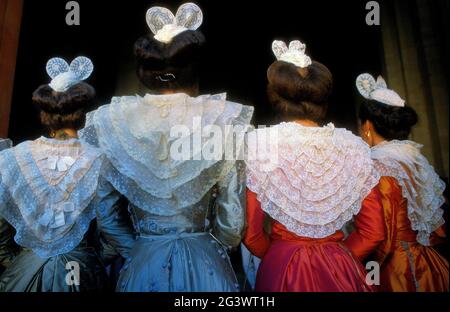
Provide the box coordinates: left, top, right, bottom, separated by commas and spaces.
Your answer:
243, 40, 381, 292
344, 73, 449, 292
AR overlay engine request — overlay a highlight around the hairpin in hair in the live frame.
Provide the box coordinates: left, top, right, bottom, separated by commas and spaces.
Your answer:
155, 73, 177, 82
272, 40, 312, 68
356, 73, 405, 107
46, 56, 94, 92
146, 2, 203, 44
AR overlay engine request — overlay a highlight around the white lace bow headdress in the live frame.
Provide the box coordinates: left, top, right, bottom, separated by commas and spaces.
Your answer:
356, 73, 405, 107
46, 56, 94, 92
146, 2, 203, 44
272, 40, 312, 68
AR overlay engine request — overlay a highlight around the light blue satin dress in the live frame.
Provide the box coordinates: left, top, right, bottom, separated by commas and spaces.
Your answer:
0, 137, 135, 292
80, 93, 254, 292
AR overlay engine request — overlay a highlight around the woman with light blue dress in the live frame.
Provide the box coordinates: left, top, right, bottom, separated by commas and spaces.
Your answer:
80, 3, 254, 292
0, 57, 135, 292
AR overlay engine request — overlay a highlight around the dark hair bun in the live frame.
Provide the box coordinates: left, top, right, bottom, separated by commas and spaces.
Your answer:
134, 30, 205, 67
268, 61, 333, 105
267, 61, 333, 122
32, 82, 95, 114
32, 82, 95, 131
359, 100, 418, 140
134, 30, 205, 91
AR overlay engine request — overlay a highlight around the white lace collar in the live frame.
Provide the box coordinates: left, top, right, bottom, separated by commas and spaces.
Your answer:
0, 137, 105, 257
80, 93, 254, 212
31, 137, 83, 185
371, 140, 445, 245
245, 122, 380, 239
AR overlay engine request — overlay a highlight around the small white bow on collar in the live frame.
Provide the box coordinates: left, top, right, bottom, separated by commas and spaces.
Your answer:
46, 155, 76, 172
38, 202, 76, 228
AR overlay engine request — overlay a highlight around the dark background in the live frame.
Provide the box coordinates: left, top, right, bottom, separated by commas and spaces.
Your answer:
8, 0, 383, 142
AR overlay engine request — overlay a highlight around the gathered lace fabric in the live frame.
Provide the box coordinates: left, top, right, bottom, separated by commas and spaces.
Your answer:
0, 137, 109, 258
245, 122, 380, 239
79, 93, 254, 214
371, 140, 446, 246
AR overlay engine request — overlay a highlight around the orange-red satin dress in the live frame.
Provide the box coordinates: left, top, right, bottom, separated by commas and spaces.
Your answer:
243, 189, 376, 292
345, 176, 449, 292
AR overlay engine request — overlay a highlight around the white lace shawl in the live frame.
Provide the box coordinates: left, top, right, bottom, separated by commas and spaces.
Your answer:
371, 140, 446, 246
0, 137, 107, 258
245, 122, 380, 239
79, 93, 254, 214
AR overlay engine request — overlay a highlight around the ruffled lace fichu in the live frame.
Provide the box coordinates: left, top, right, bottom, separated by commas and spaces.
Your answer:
371, 140, 446, 246
0, 137, 109, 258
79, 93, 254, 214
245, 122, 380, 239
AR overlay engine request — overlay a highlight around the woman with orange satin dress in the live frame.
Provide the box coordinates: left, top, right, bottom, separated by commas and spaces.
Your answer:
243, 40, 381, 292
344, 73, 449, 292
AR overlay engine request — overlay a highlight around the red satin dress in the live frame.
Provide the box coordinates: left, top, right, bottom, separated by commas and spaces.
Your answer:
345, 176, 449, 292
244, 189, 377, 292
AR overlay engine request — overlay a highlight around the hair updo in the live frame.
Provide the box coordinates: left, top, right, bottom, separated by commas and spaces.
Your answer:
32, 82, 95, 131
359, 100, 418, 140
267, 60, 333, 123
134, 30, 205, 92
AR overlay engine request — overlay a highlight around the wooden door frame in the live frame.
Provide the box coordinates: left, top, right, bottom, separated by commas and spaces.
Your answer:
0, 0, 23, 138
